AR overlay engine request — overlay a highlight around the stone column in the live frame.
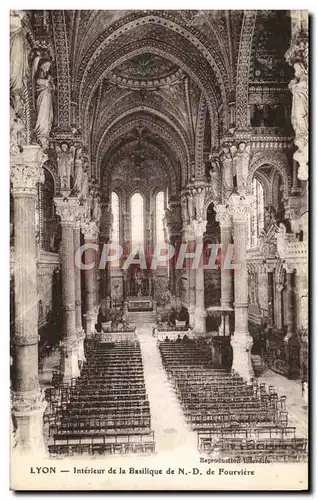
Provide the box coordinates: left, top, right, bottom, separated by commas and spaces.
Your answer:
122, 269, 128, 314
169, 234, 177, 307
11, 145, 47, 456
74, 211, 86, 364
81, 219, 99, 338
215, 204, 233, 335
294, 262, 308, 331
192, 220, 207, 334
284, 264, 296, 340
182, 224, 196, 327
266, 261, 276, 328
229, 194, 254, 382
54, 197, 80, 382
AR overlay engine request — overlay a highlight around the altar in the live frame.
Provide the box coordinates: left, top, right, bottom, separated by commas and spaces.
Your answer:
127, 296, 153, 312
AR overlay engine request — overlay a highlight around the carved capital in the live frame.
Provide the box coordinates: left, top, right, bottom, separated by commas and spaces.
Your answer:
188, 219, 207, 240
214, 204, 232, 228
283, 262, 296, 274
265, 259, 277, 274
11, 146, 46, 195
81, 219, 99, 241
54, 196, 81, 226
228, 193, 254, 222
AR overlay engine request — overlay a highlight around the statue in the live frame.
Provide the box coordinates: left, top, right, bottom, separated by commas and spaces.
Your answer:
181, 196, 189, 226
285, 29, 308, 181
10, 11, 29, 99
209, 156, 221, 202
93, 194, 102, 222
56, 143, 75, 192
136, 272, 143, 297
72, 147, 84, 195
10, 105, 25, 154
195, 187, 205, 223
33, 56, 55, 149
289, 62, 308, 179
187, 193, 194, 222
222, 150, 234, 194
235, 142, 250, 195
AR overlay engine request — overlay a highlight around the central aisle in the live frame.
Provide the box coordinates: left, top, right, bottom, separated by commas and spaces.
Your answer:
137, 323, 199, 457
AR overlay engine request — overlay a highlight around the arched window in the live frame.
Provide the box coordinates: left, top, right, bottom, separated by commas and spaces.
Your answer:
248, 178, 265, 247
156, 191, 165, 244
111, 191, 120, 245
131, 193, 144, 246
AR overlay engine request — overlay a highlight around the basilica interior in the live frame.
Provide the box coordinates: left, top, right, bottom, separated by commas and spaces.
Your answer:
10, 10, 308, 461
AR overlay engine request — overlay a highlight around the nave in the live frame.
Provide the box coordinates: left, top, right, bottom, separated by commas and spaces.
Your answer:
41, 320, 307, 462
10, 10, 308, 469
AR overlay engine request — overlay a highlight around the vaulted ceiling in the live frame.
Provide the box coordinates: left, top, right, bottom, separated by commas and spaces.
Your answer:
29, 10, 292, 197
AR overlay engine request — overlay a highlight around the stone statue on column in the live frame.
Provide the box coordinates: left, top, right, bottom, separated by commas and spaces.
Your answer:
10, 10, 29, 154
32, 54, 55, 150
55, 142, 75, 195
181, 194, 189, 228
233, 142, 251, 196
208, 153, 221, 203
285, 14, 308, 181
221, 147, 234, 202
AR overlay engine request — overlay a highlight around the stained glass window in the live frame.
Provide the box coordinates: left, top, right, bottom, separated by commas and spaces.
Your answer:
248, 178, 264, 247
111, 191, 120, 245
131, 193, 144, 246
156, 191, 165, 244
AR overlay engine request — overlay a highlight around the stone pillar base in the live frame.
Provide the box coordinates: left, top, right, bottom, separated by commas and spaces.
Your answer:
60, 340, 80, 382
11, 390, 47, 458
231, 334, 254, 382
194, 309, 206, 334
77, 329, 86, 364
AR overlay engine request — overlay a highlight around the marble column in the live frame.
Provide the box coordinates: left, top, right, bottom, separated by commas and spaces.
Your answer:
11, 145, 47, 456
74, 212, 86, 364
54, 196, 80, 382
81, 219, 99, 338
229, 194, 254, 382
215, 204, 233, 335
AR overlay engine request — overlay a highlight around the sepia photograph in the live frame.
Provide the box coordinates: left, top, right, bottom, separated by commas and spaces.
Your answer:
9, 8, 309, 491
